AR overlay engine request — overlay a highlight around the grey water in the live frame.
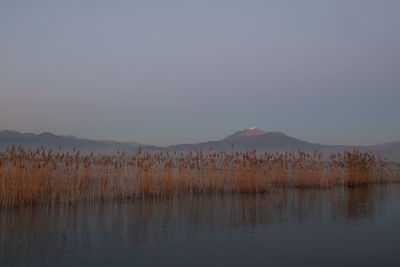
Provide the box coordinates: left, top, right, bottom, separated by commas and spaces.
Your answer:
1, 185, 400, 267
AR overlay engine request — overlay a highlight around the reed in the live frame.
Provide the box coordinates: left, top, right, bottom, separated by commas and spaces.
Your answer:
0, 146, 399, 208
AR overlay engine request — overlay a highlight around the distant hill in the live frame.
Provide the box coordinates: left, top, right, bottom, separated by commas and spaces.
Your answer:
166, 128, 316, 152
0, 130, 148, 153
367, 141, 400, 161
1, 128, 399, 161
165, 128, 400, 161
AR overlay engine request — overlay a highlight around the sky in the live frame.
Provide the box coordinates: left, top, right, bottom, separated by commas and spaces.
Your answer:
1, 0, 399, 146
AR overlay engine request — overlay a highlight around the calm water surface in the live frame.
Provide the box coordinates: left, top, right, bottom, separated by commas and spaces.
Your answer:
1, 185, 400, 267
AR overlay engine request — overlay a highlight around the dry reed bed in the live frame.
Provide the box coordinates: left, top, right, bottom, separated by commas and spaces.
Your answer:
0, 146, 399, 208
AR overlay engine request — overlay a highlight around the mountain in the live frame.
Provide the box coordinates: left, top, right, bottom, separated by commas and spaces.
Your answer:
165, 128, 400, 161
223, 128, 317, 151
166, 128, 317, 152
0, 130, 149, 153
1, 128, 399, 161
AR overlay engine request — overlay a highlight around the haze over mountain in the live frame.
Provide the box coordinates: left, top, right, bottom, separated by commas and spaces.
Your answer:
0, 130, 143, 153
0, 128, 399, 161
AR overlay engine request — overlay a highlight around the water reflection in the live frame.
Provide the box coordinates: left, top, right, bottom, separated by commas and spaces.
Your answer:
1, 185, 400, 266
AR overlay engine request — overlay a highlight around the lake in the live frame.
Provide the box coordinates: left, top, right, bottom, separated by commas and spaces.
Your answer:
1, 185, 400, 267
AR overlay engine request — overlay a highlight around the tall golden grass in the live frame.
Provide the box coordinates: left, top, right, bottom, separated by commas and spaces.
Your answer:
0, 146, 399, 208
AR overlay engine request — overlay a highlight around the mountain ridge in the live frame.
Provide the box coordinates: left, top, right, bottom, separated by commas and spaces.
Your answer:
163, 128, 400, 161
0, 129, 399, 161
0, 130, 144, 153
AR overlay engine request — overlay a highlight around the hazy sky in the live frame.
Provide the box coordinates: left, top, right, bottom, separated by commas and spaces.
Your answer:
1, 0, 399, 146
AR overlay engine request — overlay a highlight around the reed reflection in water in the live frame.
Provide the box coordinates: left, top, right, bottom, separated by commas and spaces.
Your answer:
1, 185, 400, 267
